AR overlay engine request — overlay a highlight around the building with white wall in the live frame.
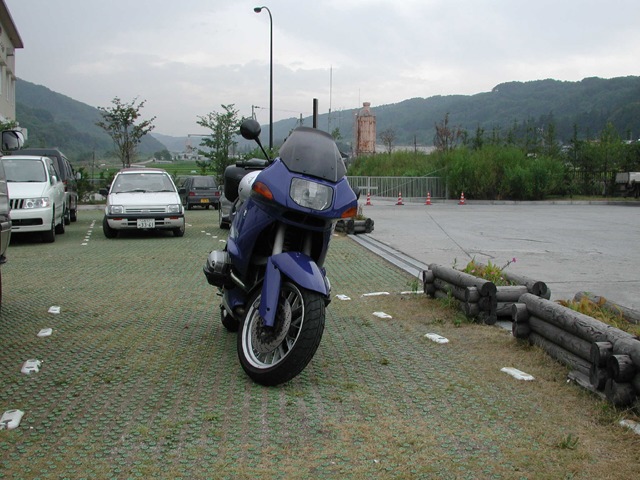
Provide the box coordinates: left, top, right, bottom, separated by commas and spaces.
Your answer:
0, 1, 22, 125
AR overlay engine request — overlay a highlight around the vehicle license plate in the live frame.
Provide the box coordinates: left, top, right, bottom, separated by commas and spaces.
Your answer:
137, 218, 155, 229
200, 199, 209, 203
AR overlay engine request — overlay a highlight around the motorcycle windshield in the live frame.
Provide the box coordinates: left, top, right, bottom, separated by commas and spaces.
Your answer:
277, 127, 347, 183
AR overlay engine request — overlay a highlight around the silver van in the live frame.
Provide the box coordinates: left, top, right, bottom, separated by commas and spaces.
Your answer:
9, 148, 78, 224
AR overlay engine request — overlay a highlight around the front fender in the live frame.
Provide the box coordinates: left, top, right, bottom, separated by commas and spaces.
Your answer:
259, 252, 328, 327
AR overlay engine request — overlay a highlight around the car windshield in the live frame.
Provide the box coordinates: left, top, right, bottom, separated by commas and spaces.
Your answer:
191, 177, 216, 189
3, 159, 47, 182
112, 173, 176, 193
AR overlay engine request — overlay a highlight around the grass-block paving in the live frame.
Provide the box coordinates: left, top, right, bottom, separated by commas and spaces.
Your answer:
0, 209, 638, 479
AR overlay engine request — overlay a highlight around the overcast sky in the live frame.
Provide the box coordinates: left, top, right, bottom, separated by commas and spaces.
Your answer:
5, 0, 640, 136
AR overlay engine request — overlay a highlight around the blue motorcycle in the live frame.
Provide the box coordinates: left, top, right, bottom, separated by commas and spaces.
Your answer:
204, 119, 358, 385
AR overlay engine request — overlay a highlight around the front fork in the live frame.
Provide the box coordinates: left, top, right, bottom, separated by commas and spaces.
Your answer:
259, 223, 327, 327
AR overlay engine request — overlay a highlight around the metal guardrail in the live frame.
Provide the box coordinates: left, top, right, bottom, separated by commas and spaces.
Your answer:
347, 176, 445, 200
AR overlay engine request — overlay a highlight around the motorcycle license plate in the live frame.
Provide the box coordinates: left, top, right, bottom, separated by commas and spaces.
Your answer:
200, 199, 209, 203
137, 218, 155, 229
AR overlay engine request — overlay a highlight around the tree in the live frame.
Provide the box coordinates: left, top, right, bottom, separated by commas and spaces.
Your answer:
96, 97, 156, 168
196, 104, 241, 179
434, 113, 463, 152
379, 128, 396, 155
154, 149, 172, 161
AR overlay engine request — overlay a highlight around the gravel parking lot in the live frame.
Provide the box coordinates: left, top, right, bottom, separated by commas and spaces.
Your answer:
1, 208, 638, 479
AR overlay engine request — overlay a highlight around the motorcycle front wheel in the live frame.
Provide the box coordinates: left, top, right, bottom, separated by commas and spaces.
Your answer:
238, 281, 325, 386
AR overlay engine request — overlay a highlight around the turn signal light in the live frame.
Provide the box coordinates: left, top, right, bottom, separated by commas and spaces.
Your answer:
341, 206, 357, 218
252, 181, 273, 200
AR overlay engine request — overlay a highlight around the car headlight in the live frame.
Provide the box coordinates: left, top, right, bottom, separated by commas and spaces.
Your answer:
167, 204, 181, 214
22, 197, 51, 209
109, 205, 124, 215
289, 178, 333, 211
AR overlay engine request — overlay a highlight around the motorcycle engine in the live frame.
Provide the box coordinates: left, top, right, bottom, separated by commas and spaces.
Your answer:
203, 250, 233, 288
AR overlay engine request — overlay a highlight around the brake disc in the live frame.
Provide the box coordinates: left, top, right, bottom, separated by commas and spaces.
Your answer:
251, 298, 293, 354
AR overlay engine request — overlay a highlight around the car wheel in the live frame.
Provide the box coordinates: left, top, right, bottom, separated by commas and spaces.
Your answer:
55, 207, 66, 234
70, 208, 78, 222
42, 216, 56, 243
64, 204, 71, 225
173, 225, 185, 237
102, 216, 118, 238
187, 203, 192, 211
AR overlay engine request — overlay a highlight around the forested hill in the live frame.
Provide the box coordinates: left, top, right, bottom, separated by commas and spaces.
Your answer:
15, 78, 166, 161
280, 76, 640, 147
13, 75, 640, 158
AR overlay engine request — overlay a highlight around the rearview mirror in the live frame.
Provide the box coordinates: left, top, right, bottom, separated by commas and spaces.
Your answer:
240, 119, 261, 141
2, 130, 25, 151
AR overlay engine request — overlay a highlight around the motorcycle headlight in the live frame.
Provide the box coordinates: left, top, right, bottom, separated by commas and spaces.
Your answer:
167, 204, 181, 214
289, 178, 333, 211
109, 205, 124, 215
23, 197, 50, 209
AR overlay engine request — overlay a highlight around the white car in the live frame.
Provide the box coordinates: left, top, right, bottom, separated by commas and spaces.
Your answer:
100, 168, 185, 238
2, 155, 66, 243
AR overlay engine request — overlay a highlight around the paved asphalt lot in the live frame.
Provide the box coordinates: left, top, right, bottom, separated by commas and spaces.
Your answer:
361, 198, 640, 311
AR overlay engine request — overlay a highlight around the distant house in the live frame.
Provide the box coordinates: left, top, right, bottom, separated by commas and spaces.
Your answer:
0, 1, 22, 124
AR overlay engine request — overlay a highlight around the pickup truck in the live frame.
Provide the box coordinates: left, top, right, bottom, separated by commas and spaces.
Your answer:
615, 172, 640, 198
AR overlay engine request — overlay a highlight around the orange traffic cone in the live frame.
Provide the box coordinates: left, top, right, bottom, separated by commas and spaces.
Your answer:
425, 192, 431, 205
458, 192, 466, 205
366, 192, 372, 206
396, 192, 404, 205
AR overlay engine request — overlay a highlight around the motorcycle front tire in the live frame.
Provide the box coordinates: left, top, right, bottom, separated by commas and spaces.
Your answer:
238, 281, 325, 386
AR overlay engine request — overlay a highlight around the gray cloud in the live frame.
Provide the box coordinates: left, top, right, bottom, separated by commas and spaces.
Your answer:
6, 0, 639, 135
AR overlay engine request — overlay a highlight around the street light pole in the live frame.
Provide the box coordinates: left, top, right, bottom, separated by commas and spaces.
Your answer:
253, 5, 273, 151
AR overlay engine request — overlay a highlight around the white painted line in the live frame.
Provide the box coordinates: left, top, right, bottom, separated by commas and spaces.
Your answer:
501, 367, 534, 381
21, 359, 42, 374
0, 410, 24, 430
425, 333, 449, 344
48, 306, 61, 314
373, 311, 392, 319
37, 328, 52, 337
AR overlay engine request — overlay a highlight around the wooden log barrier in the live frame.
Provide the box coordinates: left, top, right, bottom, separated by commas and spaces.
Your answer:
529, 332, 591, 377
607, 354, 637, 383
589, 364, 608, 390
495, 285, 529, 302
463, 286, 480, 303
511, 303, 530, 339
496, 302, 513, 318
518, 293, 637, 345
428, 264, 497, 298
528, 316, 592, 362
422, 270, 435, 296
604, 378, 637, 407
590, 341, 613, 367
433, 278, 471, 303
574, 291, 640, 325
476, 262, 550, 298
434, 290, 480, 318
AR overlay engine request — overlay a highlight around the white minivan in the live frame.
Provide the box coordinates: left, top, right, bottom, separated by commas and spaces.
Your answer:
2, 155, 66, 243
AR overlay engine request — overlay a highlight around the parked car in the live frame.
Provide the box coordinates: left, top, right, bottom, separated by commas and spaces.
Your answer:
218, 193, 233, 229
9, 148, 78, 224
0, 151, 10, 307
99, 168, 185, 238
2, 155, 66, 243
179, 175, 220, 210
0, 130, 25, 307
